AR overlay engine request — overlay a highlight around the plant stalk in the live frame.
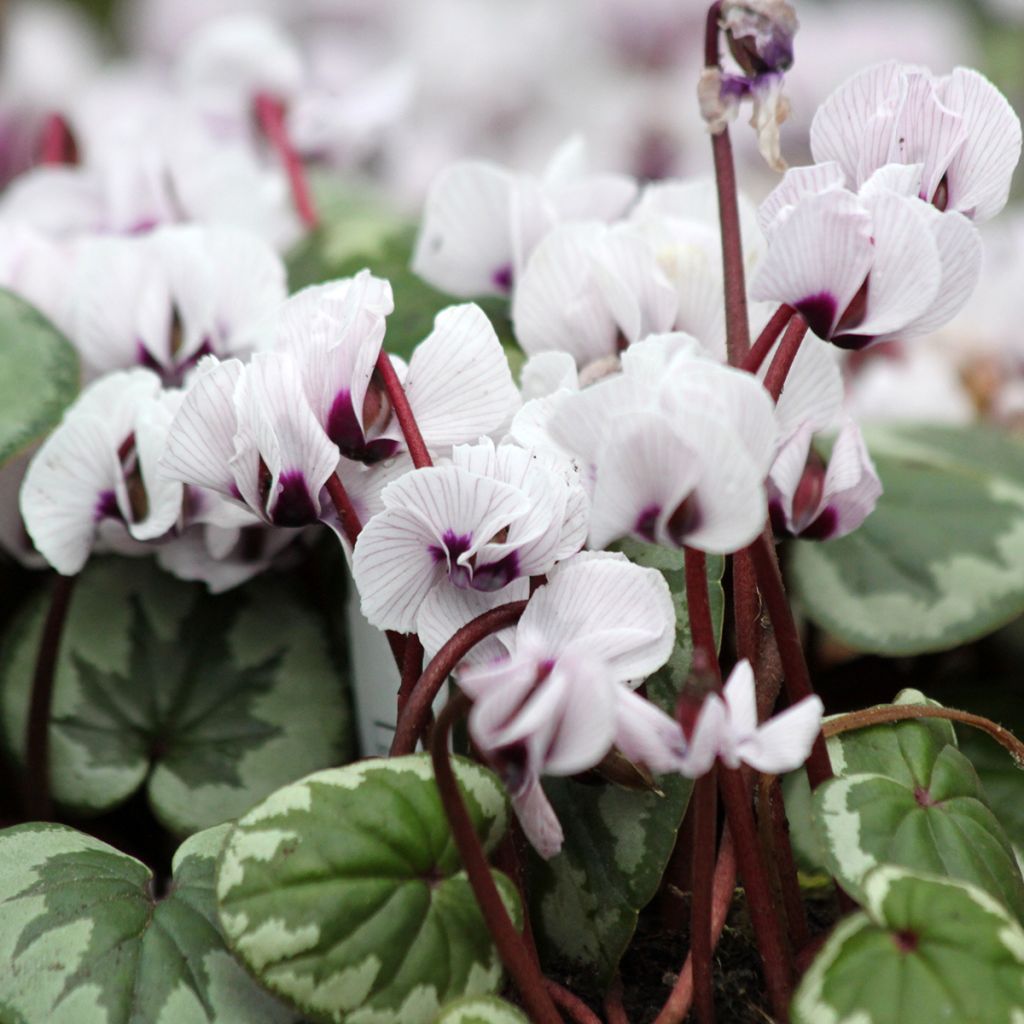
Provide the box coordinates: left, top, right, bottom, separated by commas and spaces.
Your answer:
430, 692, 564, 1024
375, 352, 433, 469
762, 316, 810, 403
742, 305, 795, 375
253, 92, 318, 229
691, 769, 719, 1024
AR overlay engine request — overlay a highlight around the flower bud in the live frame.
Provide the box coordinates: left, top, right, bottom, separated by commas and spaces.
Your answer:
721, 0, 798, 77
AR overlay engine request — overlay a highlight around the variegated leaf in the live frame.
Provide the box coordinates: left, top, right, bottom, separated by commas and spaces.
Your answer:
526, 541, 722, 988
814, 690, 1024, 919
216, 755, 520, 1024
0, 822, 299, 1024
791, 424, 1024, 655
432, 996, 529, 1024
0, 287, 79, 468
0, 557, 350, 835
792, 867, 1024, 1024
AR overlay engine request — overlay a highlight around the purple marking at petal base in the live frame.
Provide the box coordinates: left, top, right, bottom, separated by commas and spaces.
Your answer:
800, 506, 838, 541
429, 530, 475, 587
768, 497, 789, 538
94, 490, 119, 522
795, 293, 837, 340
472, 552, 520, 592
271, 471, 319, 527
326, 389, 366, 453
635, 504, 660, 543
492, 264, 513, 294
831, 332, 876, 352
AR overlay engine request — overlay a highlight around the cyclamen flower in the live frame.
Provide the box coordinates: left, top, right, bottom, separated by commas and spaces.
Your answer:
277, 274, 521, 463
20, 369, 182, 575
544, 334, 777, 554
811, 61, 1022, 222
69, 224, 286, 382
679, 659, 823, 777
352, 438, 589, 635
413, 137, 637, 299
752, 162, 982, 349
768, 418, 882, 541
455, 553, 681, 857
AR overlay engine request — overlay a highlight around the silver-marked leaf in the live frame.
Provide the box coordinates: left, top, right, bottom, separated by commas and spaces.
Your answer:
432, 996, 529, 1024
0, 822, 300, 1024
524, 540, 721, 987
0, 557, 350, 835
814, 690, 1024, 919
792, 867, 1024, 1024
216, 755, 520, 1024
790, 424, 1024, 654
0, 288, 80, 469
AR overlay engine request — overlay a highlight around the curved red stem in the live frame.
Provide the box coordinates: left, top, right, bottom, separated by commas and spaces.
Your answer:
375, 352, 433, 469
254, 92, 318, 229
762, 316, 810, 403
742, 305, 795, 375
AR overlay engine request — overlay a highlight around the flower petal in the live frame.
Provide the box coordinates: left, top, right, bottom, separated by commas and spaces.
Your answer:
738, 696, 824, 775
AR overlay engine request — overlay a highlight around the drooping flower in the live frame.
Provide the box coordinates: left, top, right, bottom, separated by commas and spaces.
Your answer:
810, 61, 1022, 222
352, 437, 588, 635
678, 659, 824, 777
412, 137, 637, 299
455, 552, 681, 857
20, 369, 183, 575
751, 162, 982, 349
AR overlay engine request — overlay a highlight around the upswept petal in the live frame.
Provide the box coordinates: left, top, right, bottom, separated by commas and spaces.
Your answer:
519, 351, 579, 401
405, 303, 521, 449
614, 686, 688, 774
512, 778, 564, 859
161, 356, 243, 496
941, 67, 1022, 222
819, 418, 883, 539
586, 409, 702, 551
758, 162, 847, 235
519, 552, 676, 682
722, 660, 759, 739
412, 161, 515, 297
735, 696, 824, 775
417, 577, 527, 664
679, 695, 728, 778
770, 334, 843, 441
130, 391, 184, 542
767, 422, 814, 532
750, 189, 874, 340
512, 222, 618, 363
847, 192, 940, 339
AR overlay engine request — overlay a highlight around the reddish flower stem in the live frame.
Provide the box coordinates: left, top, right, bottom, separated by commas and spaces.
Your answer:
25, 574, 76, 820
747, 532, 833, 789
690, 769, 719, 1024
605, 976, 631, 1024
254, 92, 318, 229
545, 981, 601, 1024
396, 635, 424, 717
760, 775, 810, 951
684, 547, 721, 683
390, 600, 528, 756
732, 549, 759, 670
430, 692, 564, 1024
324, 473, 363, 548
654, 829, 737, 1024
741, 305, 795, 375
762, 316, 810, 403
374, 351, 433, 469
38, 113, 75, 166
718, 766, 793, 1021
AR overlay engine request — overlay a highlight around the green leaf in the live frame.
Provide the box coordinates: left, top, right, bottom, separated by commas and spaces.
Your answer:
0, 557, 350, 834
814, 690, 1024, 919
790, 424, 1024, 654
0, 822, 300, 1024
216, 755, 520, 1024
432, 996, 529, 1024
525, 541, 721, 988
0, 288, 80, 469
792, 867, 1024, 1024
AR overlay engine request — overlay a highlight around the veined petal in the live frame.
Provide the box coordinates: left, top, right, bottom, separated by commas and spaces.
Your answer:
767, 422, 814, 533
412, 161, 515, 297
722, 659, 759, 737
614, 686, 688, 774
941, 67, 1022, 222
520, 351, 579, 400
512, 778, 564, 859
750, 189, 874, 341
818, 418, 883, 540
417, 578, 527, 664
405, 303, 521, 449
679, 695, 728, 778
130, 391, 184, 542
770, 333, 843, 440
758, 161, 847, 235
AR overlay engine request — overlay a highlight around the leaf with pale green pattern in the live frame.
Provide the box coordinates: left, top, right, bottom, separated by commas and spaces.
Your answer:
814, 690, 1024, 919
790, 424, 1024, 654
432, 996, 529, 1024
0, 822, 300, 1024
216, 755, 520, 1024
0, 288, 80, 468
792, 867, 1024, 1024
525, 540, 722, 989
0, 557, 350, 835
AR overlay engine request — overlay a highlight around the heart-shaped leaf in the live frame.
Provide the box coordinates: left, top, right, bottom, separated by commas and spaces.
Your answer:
0, 822, 300, 1024
790, 424, 1024, 654
792, 867, 1024, 1024
216, 755, 520, 1024
0, 288, 79, 469
433, 996, 529, 1024
0, 557, 351, 834
814, 690, 1024, 919
525, 540, 722, 988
